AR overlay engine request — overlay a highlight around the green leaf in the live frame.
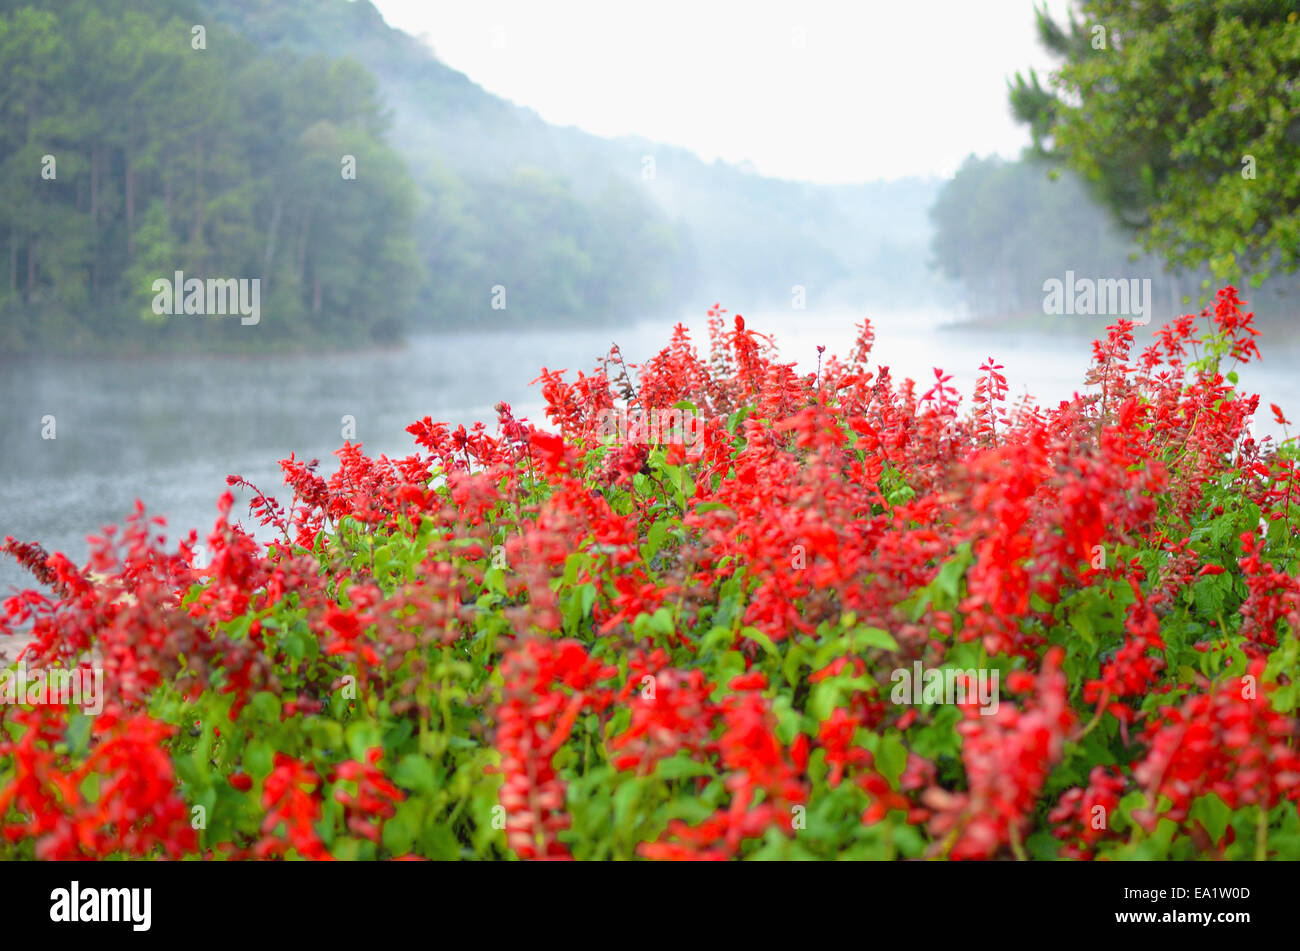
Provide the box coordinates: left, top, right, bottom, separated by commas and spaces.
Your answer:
1189, 793, 1233, 843
665, 797, 715, 825
420, 822, 460, 860
248, 691, 281, 722
654, 755, 715, 781
346, 720, 384, 761
851, 626, 899, 652
244, 740, 274, 780
876, 733, 908, 790
394, 754, 438, 795
739, 625, 780, 661
382, 800, 423, 855
726, 407, 752, 434
643, 519, 671, 560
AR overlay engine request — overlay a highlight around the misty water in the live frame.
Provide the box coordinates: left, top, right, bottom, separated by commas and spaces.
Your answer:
4, 309, 1300, 600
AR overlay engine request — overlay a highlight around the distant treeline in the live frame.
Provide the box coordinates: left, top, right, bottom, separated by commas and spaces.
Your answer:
200, 0, 956, 323
1, 0, 956, 354
0, 0, 694, 353
13, 0, 1291, 355
930, 155, 1300, 324
205, 0, 953, 325
0, 0, 425, 353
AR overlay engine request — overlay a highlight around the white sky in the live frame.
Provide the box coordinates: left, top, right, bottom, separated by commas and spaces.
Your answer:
367, 0, 1074, 184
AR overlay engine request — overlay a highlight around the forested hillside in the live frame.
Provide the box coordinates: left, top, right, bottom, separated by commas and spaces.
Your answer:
0, 0, 419, 353
205, 0, 951, 319
0, 0, 948, 354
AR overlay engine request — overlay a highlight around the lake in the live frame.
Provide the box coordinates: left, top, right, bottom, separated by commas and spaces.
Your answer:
4, 307, 1298, 602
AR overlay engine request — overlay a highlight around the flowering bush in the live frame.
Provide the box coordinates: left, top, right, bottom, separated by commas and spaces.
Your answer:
3, 287, 1300, 860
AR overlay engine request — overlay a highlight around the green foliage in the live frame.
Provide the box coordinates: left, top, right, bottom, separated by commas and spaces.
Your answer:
0, 0, 419, 353
1011, 0, 1300, 283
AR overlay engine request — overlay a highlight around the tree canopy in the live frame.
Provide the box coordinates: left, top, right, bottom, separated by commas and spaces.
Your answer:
1010, 0, 1300, 284
0, 0, 421, 353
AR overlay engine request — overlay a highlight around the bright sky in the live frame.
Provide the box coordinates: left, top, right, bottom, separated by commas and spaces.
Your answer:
367, 0, 1073, 184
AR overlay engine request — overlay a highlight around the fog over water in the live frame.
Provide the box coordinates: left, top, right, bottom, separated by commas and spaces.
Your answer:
5, 307, 1298, 600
